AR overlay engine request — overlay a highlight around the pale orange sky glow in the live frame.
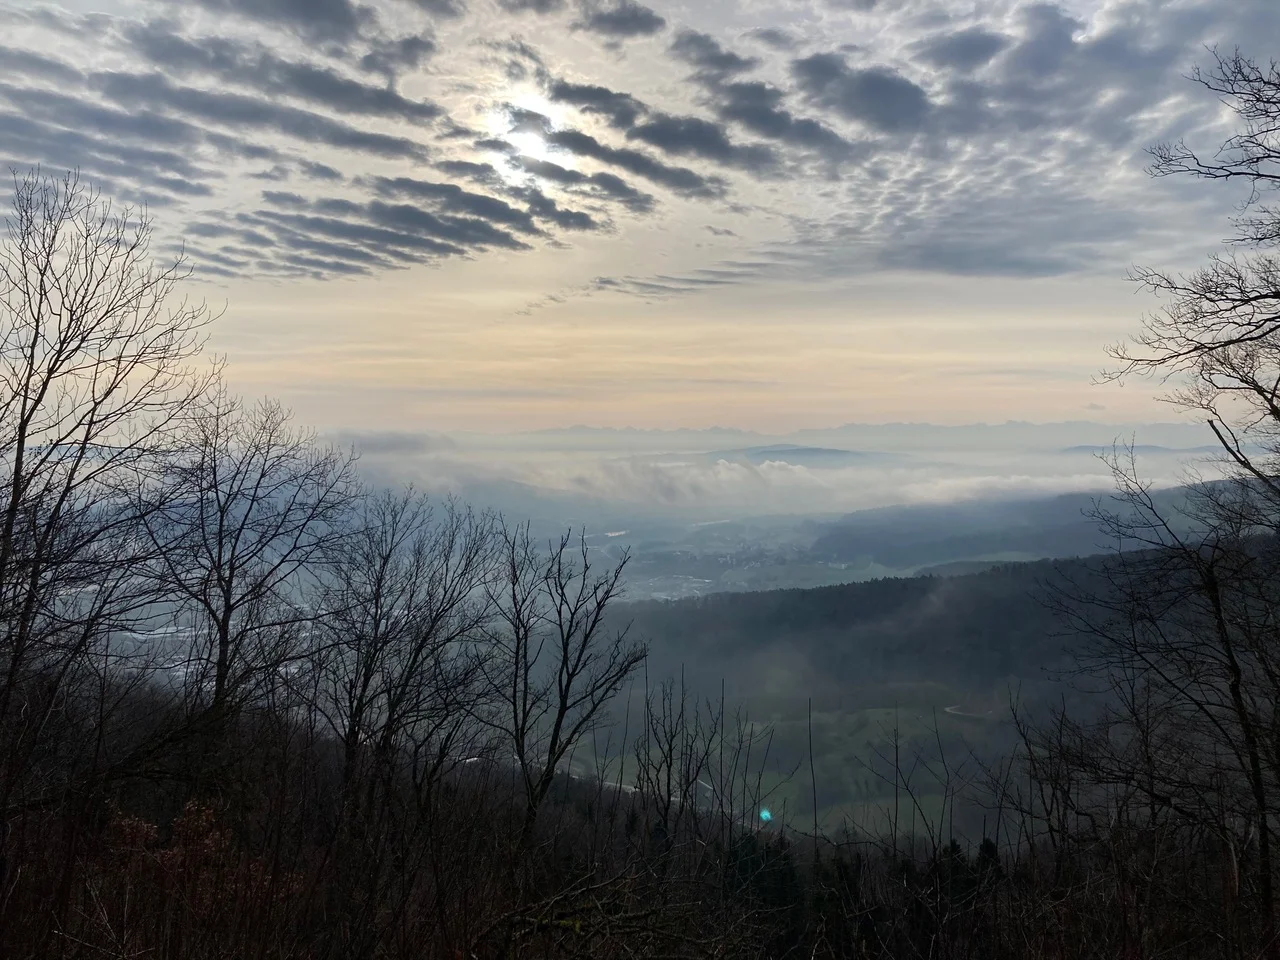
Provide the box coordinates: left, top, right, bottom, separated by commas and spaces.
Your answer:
212, 267, 1169, 433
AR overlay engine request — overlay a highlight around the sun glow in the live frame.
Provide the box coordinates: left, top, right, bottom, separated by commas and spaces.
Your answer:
507, 129, 556, 164
483, 88, 576, 173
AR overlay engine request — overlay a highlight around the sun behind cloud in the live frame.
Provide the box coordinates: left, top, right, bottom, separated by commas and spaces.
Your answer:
485, 88, 576, 172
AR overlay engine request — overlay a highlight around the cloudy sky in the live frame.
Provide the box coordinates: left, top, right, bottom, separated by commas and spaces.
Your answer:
1, 0, 1272, 433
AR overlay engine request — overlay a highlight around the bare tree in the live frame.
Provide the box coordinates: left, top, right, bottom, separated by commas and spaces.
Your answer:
1030, 460, 1280, 958
0, 169, 216, 952
141, 389, 359, 731
1111, 51, 1280, 478
313, 487, 498, 803
302, 488, 501, 959
0, 170, 213, 811
479, 524, 645, 836
1048, 49, 1280, 958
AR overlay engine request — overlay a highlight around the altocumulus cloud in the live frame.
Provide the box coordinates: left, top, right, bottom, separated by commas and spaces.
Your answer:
0, 0, 1270, 299
573, 0, 667, 40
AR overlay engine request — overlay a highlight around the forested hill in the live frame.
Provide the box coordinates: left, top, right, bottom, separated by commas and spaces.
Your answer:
623, 555, 1099, 703
804, 486, 1196, 570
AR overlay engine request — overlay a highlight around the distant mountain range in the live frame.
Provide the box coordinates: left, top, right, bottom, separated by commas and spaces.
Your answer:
468, 420, 1218, 454
1059, 443, 1224, 455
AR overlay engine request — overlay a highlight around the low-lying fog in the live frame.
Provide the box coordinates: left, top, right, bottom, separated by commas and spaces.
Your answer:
330, 420, 1221, 522
323, 420, 1230, 600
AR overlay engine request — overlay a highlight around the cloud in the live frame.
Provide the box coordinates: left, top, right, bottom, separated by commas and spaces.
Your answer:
378, 173, 601, 231
0, 82, 209, 161
1003, 4, 1082, 83
545, 74, 793, 177
583, 259, 775, 299
509, 156, 656, 212
401, 0, 467, 18
791, 53, 931, 133
123, 23, 442, 123
475, 137, 516, 154
517, 188, 599, 230
743, 28, 796, 51
185, 0, 372, 43
300, 159, 344, 181
175, 172, 617, 280
573, 0, 667, 39
261, 189, 307, 207
502, 450, 1127, 514
435, 159, 501, 183
714, 80, 858, 161
357, 198, 530, 248
94, 70, 432, 161
359, 34, 438, 79
627, 113, 778, 172
670, 29, 760, 77
0, 136, 206, 206
912, 26, 1010, 72
495, 0, 565, 11
661, 34, 858, 164
246, 206, 465, 269
542, 127, 727, 197
369, 175, 543, 233
1, 0, 1270, 299
547, 79, 647, 128
0, 45, 84, 85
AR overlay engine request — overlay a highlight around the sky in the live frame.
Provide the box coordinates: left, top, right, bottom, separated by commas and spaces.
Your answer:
1, 0, 1274, 435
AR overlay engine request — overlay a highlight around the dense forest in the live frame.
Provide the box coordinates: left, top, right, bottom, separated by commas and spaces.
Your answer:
631, 559, 1080, 694
5, 51, 1280, 960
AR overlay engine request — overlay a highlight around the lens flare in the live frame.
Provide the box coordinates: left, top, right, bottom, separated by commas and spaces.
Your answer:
759, 808, 773, 823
